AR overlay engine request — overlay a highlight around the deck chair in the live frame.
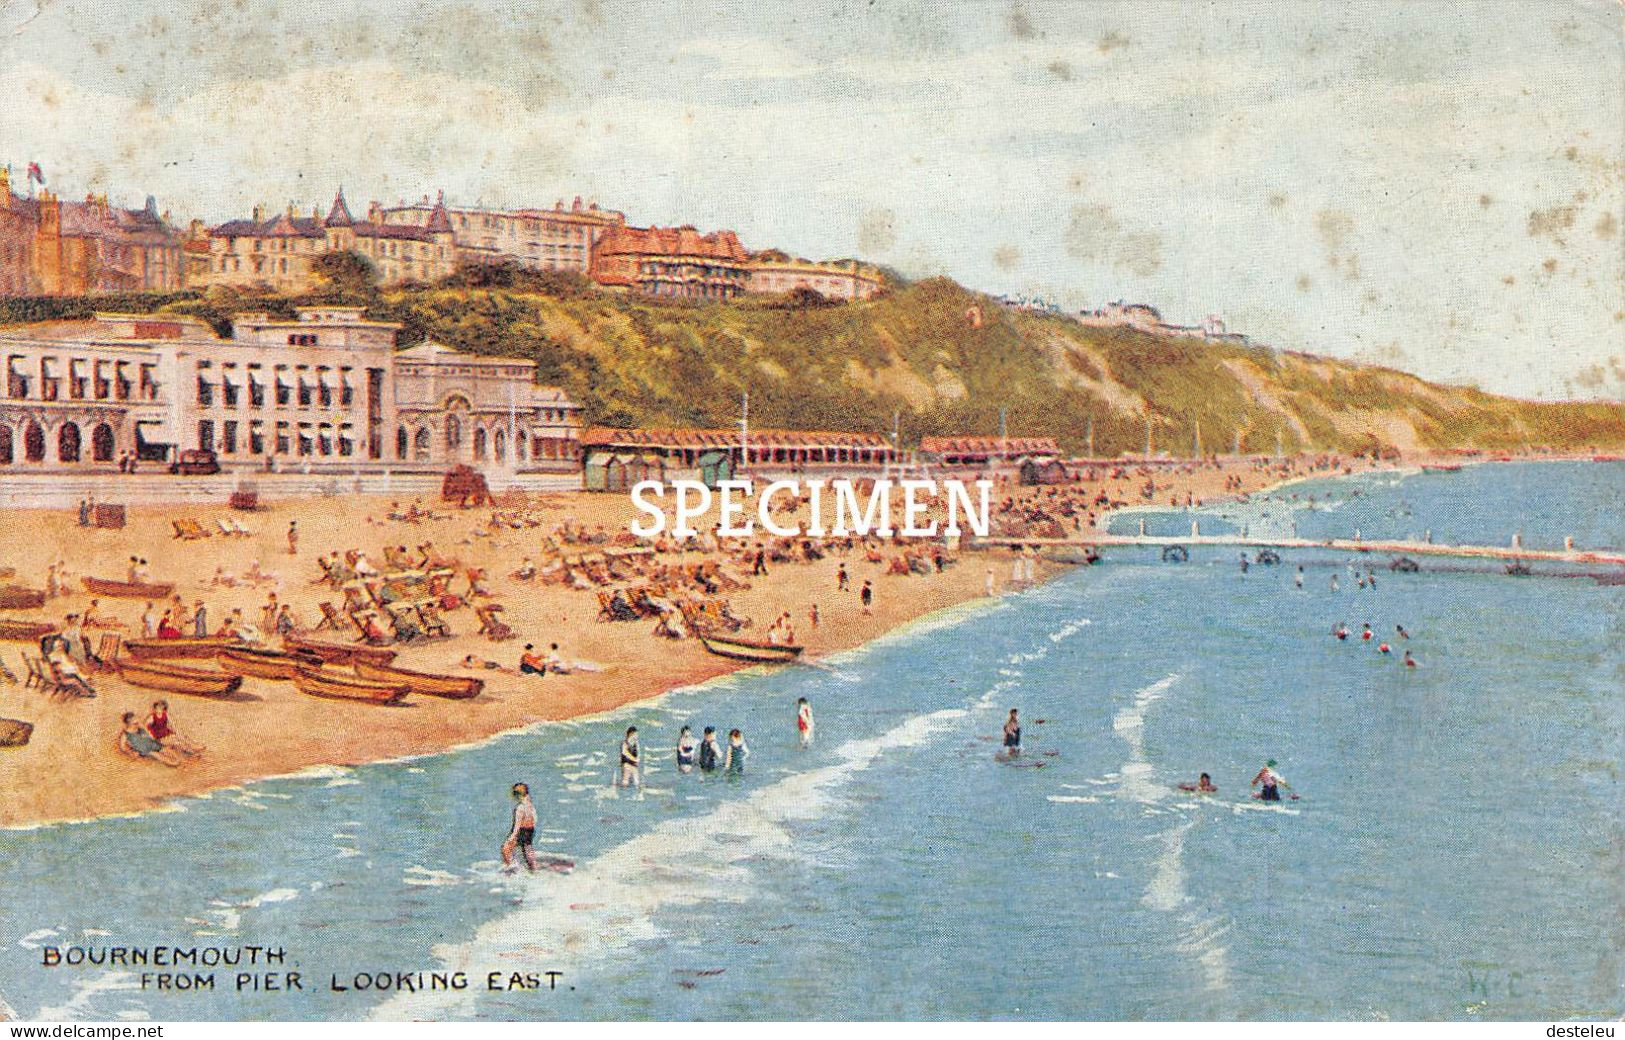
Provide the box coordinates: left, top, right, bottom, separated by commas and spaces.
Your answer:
172, 520, 190, 539
95, 633, 122, 666
215, 518, 237, 537
314, 602, 346, 632
21, 654, 44, 689
0, 653, 18, 685
229, 518, 253, 536
595, 591, 616, 622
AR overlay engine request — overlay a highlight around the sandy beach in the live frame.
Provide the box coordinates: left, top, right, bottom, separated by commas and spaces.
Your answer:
0, 452, 1410, 828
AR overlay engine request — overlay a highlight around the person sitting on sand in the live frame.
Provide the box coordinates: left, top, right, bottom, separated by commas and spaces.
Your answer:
542, 643, 572, 675
118, 712, 182, 767
144, 700, 204, 756
275, 604, 299, 638
519, 644, 547, 676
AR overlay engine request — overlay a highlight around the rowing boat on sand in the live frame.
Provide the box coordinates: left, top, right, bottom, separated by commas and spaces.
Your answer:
117, 659, 243, 698
353, 660, 483, 699
292, 666, 409, 704
698, 634, 804, 663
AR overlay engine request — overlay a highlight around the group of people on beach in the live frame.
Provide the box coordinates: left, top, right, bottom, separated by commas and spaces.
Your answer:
114, 700, 204, 768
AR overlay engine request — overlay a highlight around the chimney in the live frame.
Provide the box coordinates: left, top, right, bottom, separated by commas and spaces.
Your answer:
252, 203, 265, 223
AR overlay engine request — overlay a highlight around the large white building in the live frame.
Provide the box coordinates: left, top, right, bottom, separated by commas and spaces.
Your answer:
0, 308, 581, 473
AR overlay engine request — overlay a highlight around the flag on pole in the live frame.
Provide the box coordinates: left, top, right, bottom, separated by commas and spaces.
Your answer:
26, 162, 44, 186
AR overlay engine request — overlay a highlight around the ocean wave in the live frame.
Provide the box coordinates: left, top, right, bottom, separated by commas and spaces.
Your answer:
368, 702, 972, 1021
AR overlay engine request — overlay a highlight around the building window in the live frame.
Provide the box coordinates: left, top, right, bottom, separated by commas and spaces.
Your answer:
91, 423, 114, 463
395, 426, 407, 460
297, 424, 313, 456
414, 427, 431, 461
223, 420, 238, 454
197, 420, 215, 453
250, 420, 265, 455
58, 422, 80, 463
275, 422, 291, 454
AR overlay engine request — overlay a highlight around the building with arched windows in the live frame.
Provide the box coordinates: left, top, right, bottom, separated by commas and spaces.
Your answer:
0, 308, 580, 473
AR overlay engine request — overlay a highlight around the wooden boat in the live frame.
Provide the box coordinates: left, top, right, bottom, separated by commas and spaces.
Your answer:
82, 576, 176, 599
123, 636, 242, 661
117, 659, 242, 698
283, 637, 397, 667
219, 646, 324, 680
698, 634, 804, 664
0, 717, 33, 748
353, 660, 483, 700
0, 585, 47, 610
293, 665, 408, 704
0, 618, 57, 642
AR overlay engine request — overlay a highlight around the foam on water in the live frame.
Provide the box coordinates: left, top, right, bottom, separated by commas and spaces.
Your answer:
369, 703, 973, 1021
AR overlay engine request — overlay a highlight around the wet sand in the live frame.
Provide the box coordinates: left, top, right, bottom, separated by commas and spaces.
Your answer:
0, 454, 1392, 828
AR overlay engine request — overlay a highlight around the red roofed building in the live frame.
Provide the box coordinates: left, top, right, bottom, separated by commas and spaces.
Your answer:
589, 225, 751, 300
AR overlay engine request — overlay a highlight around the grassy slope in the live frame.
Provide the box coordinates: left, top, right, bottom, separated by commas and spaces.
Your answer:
5, 278, 1620, 455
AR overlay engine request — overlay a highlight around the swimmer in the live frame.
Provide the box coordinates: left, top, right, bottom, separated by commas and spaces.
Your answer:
1333, 622, 1350, 640
1330, 575, 1340, 592
1179, 772, 1218, 793
698, 726, 722, 773
501, 782, 539, 874
675, 726, 696, 774
796, 697, 814, 749
1403, 650, 1418, 668
1003, 708, 1022, 757
724, 728, 749, 776
1378, 641, 1391, 654
1251, 760, 1292, 802
1396, 625, 1410, 640
1295, 566, 1304, 589
617, 726, 642, 789
1361, 623, 1373, 641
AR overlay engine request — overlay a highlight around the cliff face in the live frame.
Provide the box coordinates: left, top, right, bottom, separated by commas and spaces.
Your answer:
13, 276, 1619, 454
361, 276, 1620, 455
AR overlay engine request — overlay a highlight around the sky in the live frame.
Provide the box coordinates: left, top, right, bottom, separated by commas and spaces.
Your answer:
1, 0, 1620, 401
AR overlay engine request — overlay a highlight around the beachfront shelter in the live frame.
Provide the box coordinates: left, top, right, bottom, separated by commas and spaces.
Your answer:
1020, 457, 1070, 485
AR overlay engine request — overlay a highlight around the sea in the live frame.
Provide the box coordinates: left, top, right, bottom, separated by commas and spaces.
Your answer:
1, 461, 1619, 1021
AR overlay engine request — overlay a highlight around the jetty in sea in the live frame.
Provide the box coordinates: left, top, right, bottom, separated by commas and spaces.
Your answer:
977, 523, 1625, 569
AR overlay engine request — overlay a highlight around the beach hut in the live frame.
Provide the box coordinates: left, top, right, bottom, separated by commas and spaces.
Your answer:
696, 450, 733, 487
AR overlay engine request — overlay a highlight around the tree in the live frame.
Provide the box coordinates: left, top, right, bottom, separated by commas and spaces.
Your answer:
312, 250, 378, 292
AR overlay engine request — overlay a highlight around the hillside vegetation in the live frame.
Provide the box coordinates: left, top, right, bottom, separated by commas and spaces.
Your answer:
5, 276, 1621, 455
